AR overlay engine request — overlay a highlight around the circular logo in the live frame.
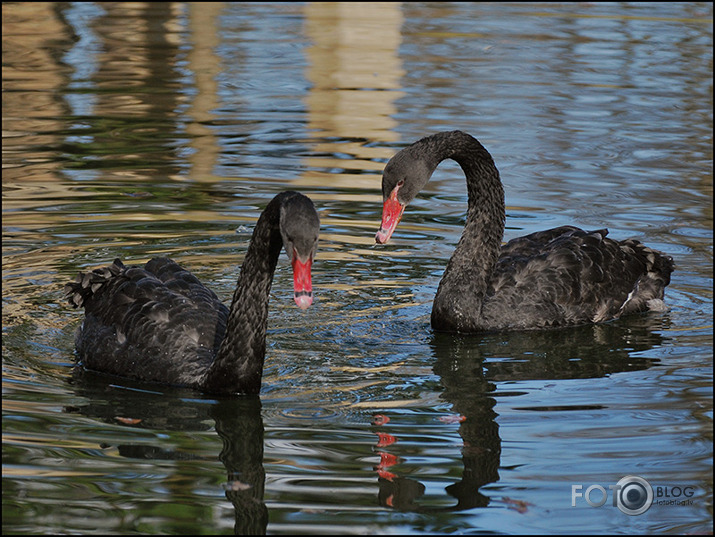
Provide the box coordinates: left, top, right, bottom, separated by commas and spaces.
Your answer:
615, 475, 653, 515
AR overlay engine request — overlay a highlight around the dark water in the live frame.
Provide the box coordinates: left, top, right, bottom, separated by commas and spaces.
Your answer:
2, 2, 712, 534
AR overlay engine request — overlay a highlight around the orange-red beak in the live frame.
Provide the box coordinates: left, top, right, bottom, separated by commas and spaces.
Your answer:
375, 186, 405, 244
291, 253, 313, 310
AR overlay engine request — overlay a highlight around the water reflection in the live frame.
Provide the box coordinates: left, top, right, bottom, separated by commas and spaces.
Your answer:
65, 373, 267, 535
214, 399, 267, 536
303, 1, 404, 144
299, 1, 404, 237
62, 315, 666, 525
185, 2, 223, 181
373, 317, 663, 513
62, 2, 188, 179
479, 318, 666, 382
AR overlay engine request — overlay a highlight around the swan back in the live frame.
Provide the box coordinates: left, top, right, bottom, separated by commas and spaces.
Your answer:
67, 258, 225, 385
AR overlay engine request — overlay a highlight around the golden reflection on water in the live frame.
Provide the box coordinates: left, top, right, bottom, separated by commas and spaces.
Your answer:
3, 2, 67, 185
297, 2, 406, 251
303, 2, 405, 142
185, 2, 223, 182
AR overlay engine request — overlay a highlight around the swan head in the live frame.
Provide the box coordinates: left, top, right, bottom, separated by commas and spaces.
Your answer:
376, 144, 434, 244
279, 192, 320, 309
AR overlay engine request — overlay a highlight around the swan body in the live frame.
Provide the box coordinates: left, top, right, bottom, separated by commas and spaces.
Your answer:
375, 131, 674, 333
66, 191, 320, 394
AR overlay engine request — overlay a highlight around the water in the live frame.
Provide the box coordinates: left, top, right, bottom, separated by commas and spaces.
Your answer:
2, 2, 712, 534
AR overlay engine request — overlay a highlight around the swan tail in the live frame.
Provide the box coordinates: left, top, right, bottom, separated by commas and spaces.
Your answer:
65, 258, 126, 309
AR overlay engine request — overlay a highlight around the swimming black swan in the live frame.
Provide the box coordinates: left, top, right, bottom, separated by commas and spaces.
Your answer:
66, 190, 320, 394
375, 131, 674, 333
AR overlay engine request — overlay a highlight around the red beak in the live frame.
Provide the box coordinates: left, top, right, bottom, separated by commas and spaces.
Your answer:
375, 186, 405, 244
291, 253, 313, 309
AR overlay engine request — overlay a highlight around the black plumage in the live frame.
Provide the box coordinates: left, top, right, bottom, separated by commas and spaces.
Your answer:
66, 191, 320, 394
375, 131, 674, 333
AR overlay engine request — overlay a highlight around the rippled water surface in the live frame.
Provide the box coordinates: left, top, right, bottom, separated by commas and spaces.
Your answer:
3, 2, 712, 535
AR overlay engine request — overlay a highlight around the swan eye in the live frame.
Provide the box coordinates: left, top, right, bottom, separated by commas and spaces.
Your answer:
397, 179, 405, 187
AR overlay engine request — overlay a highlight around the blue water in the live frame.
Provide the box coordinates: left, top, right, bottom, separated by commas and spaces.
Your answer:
2, 2, 712, 534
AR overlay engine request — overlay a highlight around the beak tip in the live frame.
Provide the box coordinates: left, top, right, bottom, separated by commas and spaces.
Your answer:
294, 294, 313, 310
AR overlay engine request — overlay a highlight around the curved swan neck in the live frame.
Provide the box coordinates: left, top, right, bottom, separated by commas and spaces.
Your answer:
203, 196, 285, 394
439, 131, 505, 252
429, 131, 506, 332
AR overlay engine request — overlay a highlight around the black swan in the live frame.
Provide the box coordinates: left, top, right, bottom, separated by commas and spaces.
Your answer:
66, 190, 320, 394
375, 131, 674, 333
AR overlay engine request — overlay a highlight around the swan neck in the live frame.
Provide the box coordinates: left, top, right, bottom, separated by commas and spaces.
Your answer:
203, 198, 284, 394
431, 131, 505, 332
